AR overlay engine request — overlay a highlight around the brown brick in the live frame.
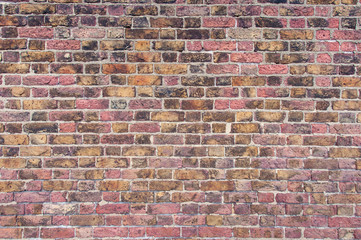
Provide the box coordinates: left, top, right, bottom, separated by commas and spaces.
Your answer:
203, 112, 235, 122
225, 146, 258, 157
128, 52, 161, 62
0, 135, 28, 145
333, 77, 361, 87
51, 64, 82, 74
96, 158, 128, 168
231, 123, 260, 133
329, 148, 361, 158
125, 29, 159, 39
308, 0, 339, 3
154, 64, 187, 74
21, 52, 55, 62
20, 4, 56, 14
20, 146, 51, 156
0, 64, 30, 73
103, 87, 135, 97
49, 135, 78, 144
127, 5, 158, 16
0, 39, 27, 50
66, 193, 99, 204
122, 146, 156, 156
306, 65, 337, 75
182, 100, 213, 110
153, 41, 185, 51
256, 112, 286, 122
232, 76, 266, 86
177, 29, 210, 39
201, 181, 234, 191
70, 215, 104, 226
99, 40, 132, 50
128, 76, 162, 86
102, 64, 136, 74
98, 180, 129, 191
304, 136, 336, 146
333, 101, 361, 111
23, 100, 57, 110
43, 181, 75, 191
121, 192, 154, 202
74, 147, 102, 156
280, 30, 314, 40
149, 181, 183, 191
150, 18, 183, 28
0, 181, 25, 192
180, 53, 212, 62
305, 113, 338, 122
255, 41, 288, 51
287, 76, 314, 86
226, 169, 259, 179
175, 170, 208, 180
0, 158, 27, 168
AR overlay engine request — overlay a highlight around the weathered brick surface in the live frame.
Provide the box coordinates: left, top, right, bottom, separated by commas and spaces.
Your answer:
0, 1, 360, 239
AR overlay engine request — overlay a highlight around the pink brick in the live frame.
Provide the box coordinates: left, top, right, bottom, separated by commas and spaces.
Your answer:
203, 41, 237, 51
19, 28, 53, 39
203, 17, 236, 28
47, 40, 81, 50
259, 65, 288, 75
76, 99, 109, 109
199, 227, 232, 237
146, 227, 180, 237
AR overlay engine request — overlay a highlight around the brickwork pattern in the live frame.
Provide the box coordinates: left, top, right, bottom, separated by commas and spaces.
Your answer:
0, 0, 361, 239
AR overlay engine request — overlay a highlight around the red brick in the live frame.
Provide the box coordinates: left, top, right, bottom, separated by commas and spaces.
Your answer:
41, 228, 75, 238
146, 227, 180, 237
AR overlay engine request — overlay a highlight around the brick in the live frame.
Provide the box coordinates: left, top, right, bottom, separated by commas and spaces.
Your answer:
103, 87, 135, 97
122, 146, 155, 156
153, 41, 185, 51
70, 215, 104, 226
20, 4, 56, 14
51, 64, 83, 74
203, 17, 235, 27
0, 39, 27, 50
72, 28, 106, 38
228, 29, 262, 39
98, 180, 129, 191
0, 64, 30, 74
19, 28, 53, 39
231, 53, 263, 63
102, 64, 135, 74
155, 64, 187, 74
182, 100, 213, 110
150, 18, 183, 28
255, 41, 288, 51
280, 30, 314, 40
256, 112, 286, 122
100, 40, 132, 50
41, 228, 75, 239
0, 181, 25, 192
0, 135, 28, 145
231, 123, 260, 133
23, 100, 57, 110
151, 112, 184, 122
125, 29, 159, 39
177, 29, 210, 39
305, 113, 338, 122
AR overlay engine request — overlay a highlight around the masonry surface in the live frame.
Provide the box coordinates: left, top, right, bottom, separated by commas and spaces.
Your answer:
0, 0, 361, 239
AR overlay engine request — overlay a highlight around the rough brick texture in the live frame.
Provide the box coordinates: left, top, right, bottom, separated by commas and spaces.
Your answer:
0, 0, 361, 239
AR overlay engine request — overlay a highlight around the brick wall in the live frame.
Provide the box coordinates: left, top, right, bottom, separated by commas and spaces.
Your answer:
0, 1, 361, 239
